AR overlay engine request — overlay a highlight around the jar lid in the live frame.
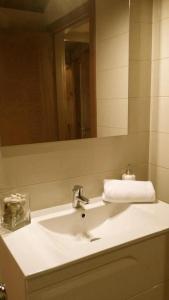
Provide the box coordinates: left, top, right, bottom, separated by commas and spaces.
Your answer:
125, 164, 133, 175
3, 193, 26, 204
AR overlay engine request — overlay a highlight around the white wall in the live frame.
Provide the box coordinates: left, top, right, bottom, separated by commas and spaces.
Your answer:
149, 0, 169, 202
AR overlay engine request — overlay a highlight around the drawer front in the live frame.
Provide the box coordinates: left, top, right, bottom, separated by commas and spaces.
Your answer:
28, 234, 169, 300
129, 281, 169, 300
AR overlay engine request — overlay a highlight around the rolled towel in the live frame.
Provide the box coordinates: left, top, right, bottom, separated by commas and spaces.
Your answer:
103, 180, 156, 203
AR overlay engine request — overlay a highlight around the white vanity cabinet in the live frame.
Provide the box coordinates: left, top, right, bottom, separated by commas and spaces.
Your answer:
130, 281, 169, 300
1, 233, 169, 300
1, 199, 169, 300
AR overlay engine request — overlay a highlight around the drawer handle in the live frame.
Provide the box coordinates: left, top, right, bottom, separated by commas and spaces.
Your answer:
0, 283, 7, 300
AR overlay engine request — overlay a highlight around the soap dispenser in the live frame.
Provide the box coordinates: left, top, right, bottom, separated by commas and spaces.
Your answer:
122, 164, 136, 181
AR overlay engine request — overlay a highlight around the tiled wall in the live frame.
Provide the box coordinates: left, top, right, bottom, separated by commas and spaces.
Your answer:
149, 0, 169, 202
129, 0, 152, 136
96, 0, 129, 137
0, 0, 152, 211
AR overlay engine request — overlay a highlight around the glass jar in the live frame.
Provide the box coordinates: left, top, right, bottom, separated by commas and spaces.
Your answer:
0, 190, 31, 231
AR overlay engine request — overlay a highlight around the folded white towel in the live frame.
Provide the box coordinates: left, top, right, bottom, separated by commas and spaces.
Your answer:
103, 180, 156, 203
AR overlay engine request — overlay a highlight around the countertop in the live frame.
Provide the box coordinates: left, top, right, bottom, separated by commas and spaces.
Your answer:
1, 198, 169, 279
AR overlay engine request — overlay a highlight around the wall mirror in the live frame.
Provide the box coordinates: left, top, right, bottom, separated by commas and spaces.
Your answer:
0, 0, 129, 146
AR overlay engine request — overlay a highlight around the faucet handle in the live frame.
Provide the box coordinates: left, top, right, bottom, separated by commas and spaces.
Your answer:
72, 185, 83, 194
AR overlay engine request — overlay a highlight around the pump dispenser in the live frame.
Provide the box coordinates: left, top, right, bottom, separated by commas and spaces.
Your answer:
122, 164, 136, 180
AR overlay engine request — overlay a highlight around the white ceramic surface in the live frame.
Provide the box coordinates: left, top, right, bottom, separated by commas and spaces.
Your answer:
1, 197, 169, 278
38, 201, 155, 243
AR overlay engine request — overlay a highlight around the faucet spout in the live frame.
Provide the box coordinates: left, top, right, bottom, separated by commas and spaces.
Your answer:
72, 185, 89, 208
79, 195, 89, 204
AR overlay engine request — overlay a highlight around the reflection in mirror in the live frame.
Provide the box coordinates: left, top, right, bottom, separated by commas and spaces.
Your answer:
0, 0, 129, 146
64, 21, 91, 139
55, 17, 96, 141
96, 0, 129, 138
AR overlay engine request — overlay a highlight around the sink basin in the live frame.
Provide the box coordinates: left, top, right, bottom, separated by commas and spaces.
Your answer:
1, 197, 168, 279
38, 200, 156, 243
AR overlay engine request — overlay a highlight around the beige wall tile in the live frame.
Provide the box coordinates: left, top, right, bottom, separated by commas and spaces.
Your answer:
129, 61, 151, 98
152, 19, 169, 60
97, 127, 128, 138
158, 18, 169, 58
151, 58, 169, 97
153, 0, 169, 26
96, 0, 130, 137
97, 67, 128, 99
96, 0, 129, 40
151, 97, 169, 133
153, 0, 161, 23
128, 99, 150, 133
158, 0, 169, 20
2, 132, 149, 189
2, 139, 117, 187
149, 132, 169, 168
97, 99, 128, 129
19, 170, 120, 211
97, 33, 129, 70
13, 162, 148, 211
152, 0, 169, 23
152, 21, 161, 59
149, 164, 169, 203
130, 0, 153, 23
130, 22, 152, 61
149, 0, 169, 202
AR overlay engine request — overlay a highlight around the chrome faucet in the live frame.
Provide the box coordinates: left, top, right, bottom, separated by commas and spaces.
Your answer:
72, 185, 89, 208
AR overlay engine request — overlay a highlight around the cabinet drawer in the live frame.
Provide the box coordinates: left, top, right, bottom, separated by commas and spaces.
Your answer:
129, 280, 169, 300
28, 234, 169, 300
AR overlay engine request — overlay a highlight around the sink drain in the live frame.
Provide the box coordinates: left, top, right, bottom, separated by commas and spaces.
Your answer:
90, 237, 101, 242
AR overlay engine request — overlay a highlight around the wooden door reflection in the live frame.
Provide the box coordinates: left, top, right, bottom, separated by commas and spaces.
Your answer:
0, 1, 96, 146
0, 32, 57, 145
65, 42, 90, 139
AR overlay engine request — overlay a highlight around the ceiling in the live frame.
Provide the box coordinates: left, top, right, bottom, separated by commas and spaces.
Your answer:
0, 0, 50, 13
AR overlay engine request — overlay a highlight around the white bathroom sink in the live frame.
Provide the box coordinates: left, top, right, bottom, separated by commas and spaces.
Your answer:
38, 199, 158, 243
1, 197, 169, 277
